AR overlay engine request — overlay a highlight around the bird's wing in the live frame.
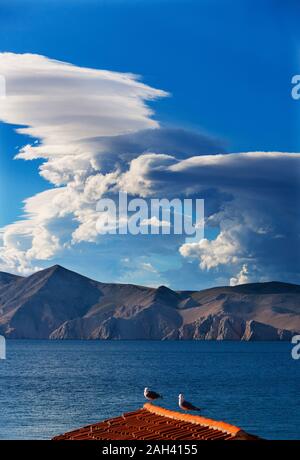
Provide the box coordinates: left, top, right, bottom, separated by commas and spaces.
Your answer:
183, 401, 200, 411
148, 391, 161, 399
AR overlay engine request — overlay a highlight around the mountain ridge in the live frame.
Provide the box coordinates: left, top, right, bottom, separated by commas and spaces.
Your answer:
0, 265, 299, 340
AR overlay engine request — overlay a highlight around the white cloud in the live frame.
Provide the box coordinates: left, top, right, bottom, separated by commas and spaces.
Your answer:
141, 216, 171, 228
0, 53, 167, 146
0, 53, 167, 273
179, 232, 240, 270
140, 262, 158, 273
230, 264, 249, 286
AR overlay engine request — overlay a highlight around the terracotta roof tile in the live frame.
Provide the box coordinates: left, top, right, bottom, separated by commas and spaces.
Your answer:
53, 403, 255, 441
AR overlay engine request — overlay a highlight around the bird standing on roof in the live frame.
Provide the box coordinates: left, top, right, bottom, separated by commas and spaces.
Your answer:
178, 393, 201, 412
144, 387, 163, 402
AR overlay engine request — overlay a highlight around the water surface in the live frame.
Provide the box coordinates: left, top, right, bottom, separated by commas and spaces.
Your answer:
0, 340, 299, 439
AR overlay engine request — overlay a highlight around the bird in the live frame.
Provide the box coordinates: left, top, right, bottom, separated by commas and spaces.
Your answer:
178, 393, 201, 412
144, 387, 163, 401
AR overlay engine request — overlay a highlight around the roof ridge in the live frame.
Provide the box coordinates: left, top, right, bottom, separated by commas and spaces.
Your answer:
143, 403, 241, 435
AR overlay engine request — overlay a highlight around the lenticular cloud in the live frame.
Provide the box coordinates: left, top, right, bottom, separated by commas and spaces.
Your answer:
0, 53, 168, 273
0, 53, 166, 145
0, 52, 299, 287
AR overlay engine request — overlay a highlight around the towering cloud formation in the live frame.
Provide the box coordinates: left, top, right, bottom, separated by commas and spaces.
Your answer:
0, 53, 299, 287
121, 151, 300, 284
0, 53, 167, 273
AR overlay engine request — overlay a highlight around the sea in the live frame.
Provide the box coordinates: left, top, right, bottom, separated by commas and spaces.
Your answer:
0, 340, 299, 440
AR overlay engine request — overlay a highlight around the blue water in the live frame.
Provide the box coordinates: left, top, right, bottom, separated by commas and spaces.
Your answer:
0, 340, 299, 440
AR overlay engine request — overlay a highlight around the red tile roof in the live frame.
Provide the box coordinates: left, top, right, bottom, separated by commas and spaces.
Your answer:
53, 403, 258, 440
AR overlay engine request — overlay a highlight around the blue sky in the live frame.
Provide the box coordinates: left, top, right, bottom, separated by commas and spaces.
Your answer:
0, 0, 299, 288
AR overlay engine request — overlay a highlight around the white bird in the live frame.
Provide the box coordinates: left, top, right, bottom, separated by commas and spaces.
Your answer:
178, 393, 201, 412
144, 387, 163, 401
